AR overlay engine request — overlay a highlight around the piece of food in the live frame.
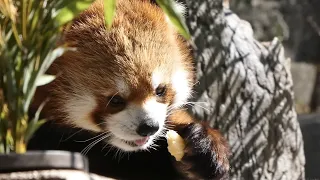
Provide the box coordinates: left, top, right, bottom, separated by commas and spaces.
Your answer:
166, 130, 186, 161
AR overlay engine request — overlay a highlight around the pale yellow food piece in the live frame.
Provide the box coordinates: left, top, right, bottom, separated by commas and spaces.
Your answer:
166, 130, 186, 161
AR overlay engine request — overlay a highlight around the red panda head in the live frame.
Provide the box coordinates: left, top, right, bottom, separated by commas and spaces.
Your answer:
35, 0, 194, 151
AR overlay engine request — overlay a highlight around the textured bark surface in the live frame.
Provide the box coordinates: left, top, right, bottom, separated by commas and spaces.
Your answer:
180, 1, 306, 179
228, 0, 320, 113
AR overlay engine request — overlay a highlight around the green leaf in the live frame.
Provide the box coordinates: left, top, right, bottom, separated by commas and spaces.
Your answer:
41, 47, 75, 72
24, 119, 46, 143
35, 74, 56, 87
156, 0, 190, 39
23, 47, 73, 113
104, 0, 117, 29
55, 0, 95, 26
24, 99, 48, 143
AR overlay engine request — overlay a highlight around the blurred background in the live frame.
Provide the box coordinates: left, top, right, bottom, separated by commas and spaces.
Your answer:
230, 0, 320, 115
229, 1, 320, 178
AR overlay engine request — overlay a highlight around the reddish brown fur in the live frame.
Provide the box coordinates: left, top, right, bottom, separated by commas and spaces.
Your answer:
168, 110, 230, 178
32, 0, 194, 127
168, 109, 194, 125
205, 125, 230, 171
29, 0, 230, 178
168, 111, 230, 168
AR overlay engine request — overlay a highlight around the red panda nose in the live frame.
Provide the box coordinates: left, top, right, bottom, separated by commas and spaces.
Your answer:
136, 120, 159, 137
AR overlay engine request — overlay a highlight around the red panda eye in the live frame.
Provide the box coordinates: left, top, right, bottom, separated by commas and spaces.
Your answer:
109, 95, 126, 106
155, 85, 166, 97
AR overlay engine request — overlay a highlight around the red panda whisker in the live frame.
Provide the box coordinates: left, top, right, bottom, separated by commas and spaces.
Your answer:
145, 148, 151, 153
117, 149, 125, 162
113, 148, 127, 162
81, 133, 111, 155
60, 128, 85, 142
74, 132, 108, 143
126, 151, 132, 160
191, 80, 200, 87
112, 149, 120, 160
184, 103, 210, 112
185, 101, 209, 104
149, 141, 160, 151
148, 146, 158, 151
104, 91, 119, 110
101, 142, 111, 151
104, 144, 117, 157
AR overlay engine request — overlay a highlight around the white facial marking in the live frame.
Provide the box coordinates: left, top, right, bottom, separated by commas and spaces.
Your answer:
152, 70, 162, 89
107, 107, 140, 141
143, 98, 167, 128
172, 69, 191, 108
106, 98, 167, 152
116, 79, 130, 97
64, 93, 100, 132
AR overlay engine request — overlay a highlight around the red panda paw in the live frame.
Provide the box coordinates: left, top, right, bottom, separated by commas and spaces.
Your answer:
175, 122, 230, 180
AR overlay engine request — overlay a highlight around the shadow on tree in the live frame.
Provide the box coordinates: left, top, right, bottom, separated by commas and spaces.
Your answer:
181, 1, 305, 179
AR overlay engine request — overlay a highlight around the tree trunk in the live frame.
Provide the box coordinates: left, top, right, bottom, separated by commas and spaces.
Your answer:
180, 0, 306, 179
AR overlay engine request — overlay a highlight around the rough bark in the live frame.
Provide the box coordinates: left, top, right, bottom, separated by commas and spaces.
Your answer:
228, 0, 320, 113
180, 0, 306, 179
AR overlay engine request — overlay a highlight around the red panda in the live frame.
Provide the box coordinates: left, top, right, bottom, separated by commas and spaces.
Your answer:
28, 0, 230, 179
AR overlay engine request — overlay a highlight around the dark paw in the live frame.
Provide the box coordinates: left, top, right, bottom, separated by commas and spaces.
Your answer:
176, 123, 230, 180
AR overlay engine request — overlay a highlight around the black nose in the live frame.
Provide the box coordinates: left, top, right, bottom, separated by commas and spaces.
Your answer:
136, 120, 159, 137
